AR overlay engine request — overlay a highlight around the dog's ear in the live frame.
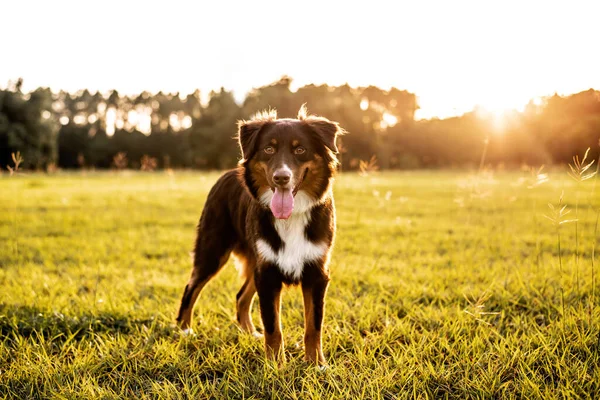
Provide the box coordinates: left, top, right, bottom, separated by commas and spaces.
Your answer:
237, 120, 263, 162
303, 116, 343, 153
237, 109, 278, 162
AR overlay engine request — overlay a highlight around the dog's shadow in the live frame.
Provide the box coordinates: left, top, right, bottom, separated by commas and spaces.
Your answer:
0, 303, 263, 356
0, 303, 276, 394
0, 303, 176, 344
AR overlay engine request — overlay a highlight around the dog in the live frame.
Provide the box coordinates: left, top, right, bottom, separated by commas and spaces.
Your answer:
176, 105, 343, 364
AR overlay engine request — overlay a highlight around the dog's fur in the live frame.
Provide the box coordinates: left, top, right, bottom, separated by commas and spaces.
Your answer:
176, 106, 343, 364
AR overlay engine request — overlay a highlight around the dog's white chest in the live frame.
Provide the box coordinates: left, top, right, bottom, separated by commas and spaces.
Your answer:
256, 212, 327, 280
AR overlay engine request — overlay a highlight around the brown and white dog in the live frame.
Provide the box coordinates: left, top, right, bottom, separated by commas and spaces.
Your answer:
176, 106, 344, 364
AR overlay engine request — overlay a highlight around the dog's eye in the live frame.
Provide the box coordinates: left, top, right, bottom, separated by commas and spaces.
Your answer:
294, 146, 306, 155
264, 146, 275, 155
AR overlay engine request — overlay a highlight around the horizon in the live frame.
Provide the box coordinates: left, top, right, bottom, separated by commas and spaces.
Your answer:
2, 0, 599, 119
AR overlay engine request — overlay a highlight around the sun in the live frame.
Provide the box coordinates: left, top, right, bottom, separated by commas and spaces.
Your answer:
474, 105, 514, 134
473, 94, 530, 134
381, 112, 398, 128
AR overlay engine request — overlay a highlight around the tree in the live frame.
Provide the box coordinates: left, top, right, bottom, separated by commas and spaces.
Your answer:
0, 81, 59, 169
189, 88, 241, 169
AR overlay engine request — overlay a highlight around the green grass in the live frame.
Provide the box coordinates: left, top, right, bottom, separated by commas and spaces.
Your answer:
1, 169, 599, 398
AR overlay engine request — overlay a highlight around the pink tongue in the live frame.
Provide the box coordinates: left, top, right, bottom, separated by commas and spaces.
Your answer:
270, 188, 294, 219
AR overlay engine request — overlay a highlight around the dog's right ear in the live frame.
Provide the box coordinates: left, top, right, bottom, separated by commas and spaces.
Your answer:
237, 120, 264, 163
237, 110, 278, 162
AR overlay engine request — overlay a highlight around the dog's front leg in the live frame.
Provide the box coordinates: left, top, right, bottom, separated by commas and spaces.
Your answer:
255, 265, 285, 363
302, 266, 330, 365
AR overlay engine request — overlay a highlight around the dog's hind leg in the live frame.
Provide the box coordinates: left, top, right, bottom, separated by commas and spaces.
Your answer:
236, 277, 259, 336
176, 236, 233, 331
234, 253, 260, 335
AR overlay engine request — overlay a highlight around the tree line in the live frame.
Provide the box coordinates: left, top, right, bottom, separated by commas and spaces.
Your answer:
1, 76, 599, 171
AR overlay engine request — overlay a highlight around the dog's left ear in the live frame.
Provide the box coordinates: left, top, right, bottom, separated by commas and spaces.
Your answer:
303, 116, 343, 153
298, 105, 344, 153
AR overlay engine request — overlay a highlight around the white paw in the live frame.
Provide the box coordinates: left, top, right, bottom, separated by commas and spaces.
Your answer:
252, 331, 264, 339
181, 328, 196, 337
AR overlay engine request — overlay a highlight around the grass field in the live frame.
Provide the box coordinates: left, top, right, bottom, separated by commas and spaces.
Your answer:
1, 168, 600, 398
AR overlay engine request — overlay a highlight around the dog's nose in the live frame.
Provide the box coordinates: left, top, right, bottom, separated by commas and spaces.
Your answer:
273, 170, 291, 186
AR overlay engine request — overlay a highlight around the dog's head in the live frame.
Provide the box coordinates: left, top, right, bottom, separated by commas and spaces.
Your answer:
237, 105, 344, 219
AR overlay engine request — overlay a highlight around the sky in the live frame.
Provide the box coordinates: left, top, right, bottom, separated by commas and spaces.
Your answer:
1, 0, 599, 119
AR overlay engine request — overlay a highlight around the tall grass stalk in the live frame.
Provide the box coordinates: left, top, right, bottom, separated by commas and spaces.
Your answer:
457, 136, 491, 262
591, 209, 599, 326
478, 137, 489, 175
588, 146, 600, 327
529, 166, 549, 272
575, 189, 581, 294
534, 196, 541, 271
557, 224, 565, 327
586, 143, 600, 216
466, 136, 490, 226
8, 152, 24, 257
568, 148, 597, 297
545, 192, 577, 328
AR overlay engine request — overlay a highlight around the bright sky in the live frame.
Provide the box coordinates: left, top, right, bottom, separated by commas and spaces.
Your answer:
2, 0, 599, 119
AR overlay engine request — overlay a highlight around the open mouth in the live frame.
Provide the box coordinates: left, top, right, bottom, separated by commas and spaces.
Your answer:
269, 168, 308, 219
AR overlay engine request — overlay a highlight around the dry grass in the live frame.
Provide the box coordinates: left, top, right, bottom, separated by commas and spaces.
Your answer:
1, 168, 600, 398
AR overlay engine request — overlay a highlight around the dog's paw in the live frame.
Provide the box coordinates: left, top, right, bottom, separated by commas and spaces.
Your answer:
252, 331, 264, 339
317, 364, 328, 372
181, 327, 196, 338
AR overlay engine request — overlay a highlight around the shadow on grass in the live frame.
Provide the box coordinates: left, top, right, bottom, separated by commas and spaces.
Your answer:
0, 303, 263, 359
0, 304, 272, 398
0, 303, 168, 344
